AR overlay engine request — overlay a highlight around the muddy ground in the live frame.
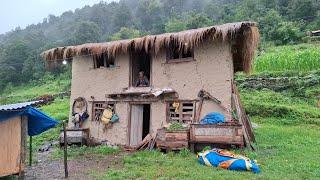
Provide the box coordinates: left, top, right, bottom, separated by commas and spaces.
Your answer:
25, 149, 126, 180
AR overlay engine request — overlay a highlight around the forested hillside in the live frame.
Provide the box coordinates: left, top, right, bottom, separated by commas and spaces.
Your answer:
0, 0, 319, 91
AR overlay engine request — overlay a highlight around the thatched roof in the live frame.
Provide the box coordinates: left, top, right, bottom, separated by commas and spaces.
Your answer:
41, 21, 259, 73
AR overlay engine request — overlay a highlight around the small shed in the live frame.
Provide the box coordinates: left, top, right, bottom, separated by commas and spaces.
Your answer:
0, 101, 58, 178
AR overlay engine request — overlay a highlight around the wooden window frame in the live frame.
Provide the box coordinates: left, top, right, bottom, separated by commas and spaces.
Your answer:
166, 42, 195, 63
93, 54, 115, 69
166, 100, 196, 124
91, 101, 116, 121
129, 53, 153, 88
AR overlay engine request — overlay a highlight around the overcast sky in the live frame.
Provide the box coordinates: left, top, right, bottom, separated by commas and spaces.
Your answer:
0, 0, 117, 35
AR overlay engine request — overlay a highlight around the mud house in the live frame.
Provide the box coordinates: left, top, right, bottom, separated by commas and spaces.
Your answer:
42, 22, 259, 147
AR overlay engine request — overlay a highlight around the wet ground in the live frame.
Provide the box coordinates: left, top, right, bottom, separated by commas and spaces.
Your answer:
25, 149, 125, 180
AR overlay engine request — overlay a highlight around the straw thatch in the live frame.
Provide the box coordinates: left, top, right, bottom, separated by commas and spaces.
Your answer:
41, 21, 259, 73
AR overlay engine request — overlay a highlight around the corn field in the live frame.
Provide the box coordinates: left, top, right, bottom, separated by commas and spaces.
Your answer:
254, 44, 320, 73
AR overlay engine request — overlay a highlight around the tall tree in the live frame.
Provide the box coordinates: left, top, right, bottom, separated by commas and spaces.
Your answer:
69, 21, 102, 45
135, 0, 165, 33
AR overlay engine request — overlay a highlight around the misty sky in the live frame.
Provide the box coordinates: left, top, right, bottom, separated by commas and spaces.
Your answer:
0, 0, 117, 35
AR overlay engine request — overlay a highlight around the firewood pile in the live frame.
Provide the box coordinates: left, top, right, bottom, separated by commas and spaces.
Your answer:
124, 133, 158, 151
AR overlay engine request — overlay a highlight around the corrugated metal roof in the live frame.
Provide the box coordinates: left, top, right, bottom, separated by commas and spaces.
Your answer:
0, 101, 41, 111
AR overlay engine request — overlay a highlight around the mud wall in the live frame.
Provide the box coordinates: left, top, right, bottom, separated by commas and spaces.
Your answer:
70, 39, 234, 145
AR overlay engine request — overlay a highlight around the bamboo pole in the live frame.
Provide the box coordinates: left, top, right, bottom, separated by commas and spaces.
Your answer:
63, 121, 68, 178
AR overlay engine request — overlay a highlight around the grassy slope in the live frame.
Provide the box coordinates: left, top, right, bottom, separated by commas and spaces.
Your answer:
0, 75, 70, 104
254, 43, 320, 73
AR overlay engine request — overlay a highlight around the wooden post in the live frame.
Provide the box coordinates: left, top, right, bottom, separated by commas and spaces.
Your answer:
63, 121, 68, 178
195, 98, 204, 122
29, 136, 32, 166
19, 116, 28, 180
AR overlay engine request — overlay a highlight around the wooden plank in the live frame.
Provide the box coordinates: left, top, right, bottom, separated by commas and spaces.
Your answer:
233, 84, 256, 142
0, 116, 22, 177
232, 92, 253, 150
165, 133, 188, 141
194, 127, 236, 136
191, 136, 243, 144
156, 140, 188, 149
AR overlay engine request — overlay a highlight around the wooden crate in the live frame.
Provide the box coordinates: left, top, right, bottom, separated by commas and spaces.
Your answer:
60, 128, 89, 146
190, 123, 244, 149
156, 128, 189, 151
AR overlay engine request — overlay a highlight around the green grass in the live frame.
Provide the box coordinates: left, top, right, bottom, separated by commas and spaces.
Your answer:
40, 97, 70, 121
99, 124, 320, 179
240, 89, 320, 125
254, 44, 320, 73
50, 145, 120, 160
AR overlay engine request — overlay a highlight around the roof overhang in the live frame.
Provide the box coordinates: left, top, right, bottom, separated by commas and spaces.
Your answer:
41, 21, 259, 73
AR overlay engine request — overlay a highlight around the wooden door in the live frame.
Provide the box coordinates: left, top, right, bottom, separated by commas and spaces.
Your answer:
0, 116, 22, 177
130, 105, 143, 146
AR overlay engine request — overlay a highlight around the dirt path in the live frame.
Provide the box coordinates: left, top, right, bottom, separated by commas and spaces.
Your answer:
25, 149, 126, 180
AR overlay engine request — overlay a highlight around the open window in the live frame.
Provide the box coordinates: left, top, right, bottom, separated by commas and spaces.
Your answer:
92, 101, 115, 121
130, 50, 151, 87
166, 39, 194, 63
93, 53, 115, 69
167, 100, 196, 124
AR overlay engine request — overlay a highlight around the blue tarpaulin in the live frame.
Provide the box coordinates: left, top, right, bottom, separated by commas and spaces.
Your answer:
198, 149, 261, 173
200, 112, 225, 125
0, 106, 58, 136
